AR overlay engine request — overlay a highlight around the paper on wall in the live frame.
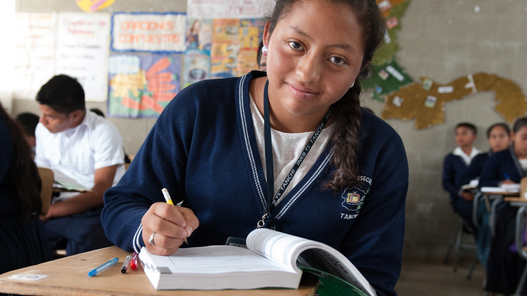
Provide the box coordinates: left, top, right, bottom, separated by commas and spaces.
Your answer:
13, 13, 56, 100
55, 13, 110, 102
111, 13, 186, 53
187, 0, 275, 19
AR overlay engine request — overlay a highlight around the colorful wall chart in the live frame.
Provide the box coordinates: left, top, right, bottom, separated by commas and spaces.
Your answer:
108, 54, 181, 118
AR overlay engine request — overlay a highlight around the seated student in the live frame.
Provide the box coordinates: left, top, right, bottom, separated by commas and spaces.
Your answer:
460, 123, 511, 268
15, 112, 40, 157
35, 74, 125, 256
89, 108, 131, 164
102, 1, 409, 295
462, 123, 511, 185
0, 102, 53, 273
480, 117, 527, 295
442, 122, 480, 224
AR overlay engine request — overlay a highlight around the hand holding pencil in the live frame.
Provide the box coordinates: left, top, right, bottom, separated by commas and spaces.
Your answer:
140, 188, 199, 256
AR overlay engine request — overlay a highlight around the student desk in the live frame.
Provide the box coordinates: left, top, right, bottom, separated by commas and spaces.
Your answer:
482, 192, 519, 236
0, 246, 318, 296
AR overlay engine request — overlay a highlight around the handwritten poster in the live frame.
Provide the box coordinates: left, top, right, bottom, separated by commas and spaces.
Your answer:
187, 0, 275, 19
111, 13, 186, 53
108, 54, 181, 118
13, 13, 56, 100
55, 13, 110, 102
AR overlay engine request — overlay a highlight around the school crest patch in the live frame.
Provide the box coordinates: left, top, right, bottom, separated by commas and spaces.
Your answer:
341, 187, 366, 212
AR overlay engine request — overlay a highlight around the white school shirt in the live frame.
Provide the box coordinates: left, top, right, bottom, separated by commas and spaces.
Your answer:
453, 146, 481, 166
249, 96, 332, 205
35, 111, 125, 190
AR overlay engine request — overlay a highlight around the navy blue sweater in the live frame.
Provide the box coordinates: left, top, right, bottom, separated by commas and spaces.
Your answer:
461, 152, 491, 186
102, 71, 408, 296
442, 153, 469, 203
479, 147, 525, 187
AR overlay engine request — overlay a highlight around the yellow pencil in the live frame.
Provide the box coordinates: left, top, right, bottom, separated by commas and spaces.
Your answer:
161, 188, 187, 244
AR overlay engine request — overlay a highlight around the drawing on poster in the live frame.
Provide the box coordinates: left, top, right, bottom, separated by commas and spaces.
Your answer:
108, 54, 181, 118
76, 0, 116, 12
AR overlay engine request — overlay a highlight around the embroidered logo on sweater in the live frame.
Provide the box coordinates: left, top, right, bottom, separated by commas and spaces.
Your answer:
341, 186, 366, 212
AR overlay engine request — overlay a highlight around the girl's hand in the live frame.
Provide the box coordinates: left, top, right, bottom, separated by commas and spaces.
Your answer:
501, 179, 515, 185
141, 202, 199, 256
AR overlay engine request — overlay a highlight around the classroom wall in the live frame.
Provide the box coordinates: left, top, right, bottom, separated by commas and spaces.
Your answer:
14, 0, 527, 258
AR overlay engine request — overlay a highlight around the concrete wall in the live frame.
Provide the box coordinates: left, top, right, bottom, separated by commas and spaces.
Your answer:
14, 0, 527, 258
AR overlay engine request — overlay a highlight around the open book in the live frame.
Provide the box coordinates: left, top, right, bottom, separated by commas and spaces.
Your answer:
139, 228, 376, 295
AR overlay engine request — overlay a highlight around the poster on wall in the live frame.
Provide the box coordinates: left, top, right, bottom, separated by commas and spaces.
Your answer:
55, 13, 110, 102
13, 13, 56, 100
187, 0, 274, 19
210, 18, 263, 79
111, 13, 186, 53
107, 54, 181, 118
183, 18, 212, 86
76, 0, 116, 12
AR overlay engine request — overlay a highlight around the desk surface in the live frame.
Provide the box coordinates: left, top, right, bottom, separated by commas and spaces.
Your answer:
504, 197, 527, 203
0, 246, 318, 296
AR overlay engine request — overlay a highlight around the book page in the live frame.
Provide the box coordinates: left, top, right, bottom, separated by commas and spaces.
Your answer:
247, 229, 376, 296
141, 246, 294, 274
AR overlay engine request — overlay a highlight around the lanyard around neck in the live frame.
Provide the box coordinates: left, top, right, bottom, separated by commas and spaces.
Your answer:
257, 80, 332, 228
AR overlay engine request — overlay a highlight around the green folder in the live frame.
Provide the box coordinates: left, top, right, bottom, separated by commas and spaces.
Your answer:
299, 266, 370, 296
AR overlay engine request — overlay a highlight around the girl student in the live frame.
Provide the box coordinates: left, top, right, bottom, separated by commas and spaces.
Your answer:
102, 0, 408, 295
479, 118, 527, 295
460, 123, 510, 268
461, 123, 511, 186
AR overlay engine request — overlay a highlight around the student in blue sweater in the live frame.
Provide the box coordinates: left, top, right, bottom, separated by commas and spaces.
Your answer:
480, 118, 527, 295
462, 123, 510, 186
102, 1, 408, 295
443, 123, 480, 223
461, 123, 510, 268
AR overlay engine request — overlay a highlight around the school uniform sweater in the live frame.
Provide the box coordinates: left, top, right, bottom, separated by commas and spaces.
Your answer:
479, 146, 525, 187
461, 152, 491, 186
479, 146, 526, 294
442, 153, 469, 203
101, 71, 409, 296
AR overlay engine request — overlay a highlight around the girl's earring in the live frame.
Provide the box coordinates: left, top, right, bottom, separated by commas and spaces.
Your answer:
262, 44, 268, 56
350, 81, 355, 88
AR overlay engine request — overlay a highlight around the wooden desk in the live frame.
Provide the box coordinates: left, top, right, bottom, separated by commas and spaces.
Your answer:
0, 246, 318, 296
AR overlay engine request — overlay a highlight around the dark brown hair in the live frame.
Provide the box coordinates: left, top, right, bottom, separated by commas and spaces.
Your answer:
0, 103, 42, 223
266, 0, 386, 191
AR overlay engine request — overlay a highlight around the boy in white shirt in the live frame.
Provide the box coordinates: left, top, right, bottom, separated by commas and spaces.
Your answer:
35, 74, 125, 256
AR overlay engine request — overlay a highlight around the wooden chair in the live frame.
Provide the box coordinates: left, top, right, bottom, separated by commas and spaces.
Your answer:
37, 167, 54, 215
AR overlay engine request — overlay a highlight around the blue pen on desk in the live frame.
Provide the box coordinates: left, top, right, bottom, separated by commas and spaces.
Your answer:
504, 173, 510, 180
88, 257, 119, 277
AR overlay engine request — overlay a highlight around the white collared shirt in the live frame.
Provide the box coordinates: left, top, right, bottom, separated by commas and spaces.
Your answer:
453, 146, 481, 166
35, 111, 125, 190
